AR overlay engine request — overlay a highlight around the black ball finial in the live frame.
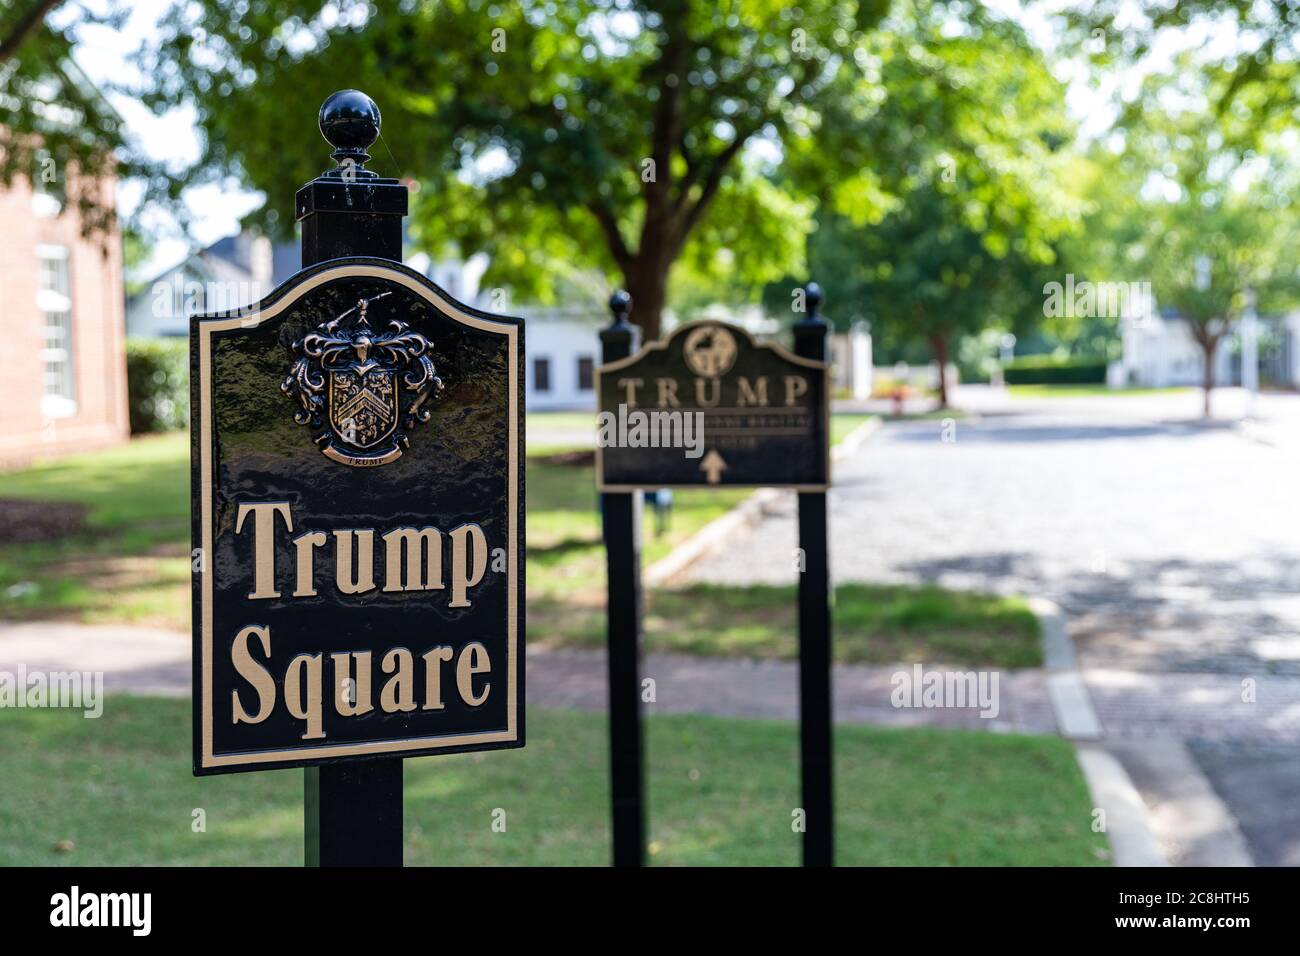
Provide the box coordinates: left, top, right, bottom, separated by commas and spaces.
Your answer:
319, 89, 381, 172
804, 281, 824, 314
609, 289, 632, 322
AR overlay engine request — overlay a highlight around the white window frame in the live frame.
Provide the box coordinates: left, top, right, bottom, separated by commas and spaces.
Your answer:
36, 244, 76, 418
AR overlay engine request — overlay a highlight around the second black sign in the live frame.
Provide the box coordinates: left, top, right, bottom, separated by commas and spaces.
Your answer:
596, 320, 829, 490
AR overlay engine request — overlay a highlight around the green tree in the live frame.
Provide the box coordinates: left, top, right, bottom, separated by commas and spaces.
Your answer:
767, 3, 1081, 406
1061, 0, 1300, 140
1090, 62, 1300, 415
1129, 158, 1297, 414
140, 0, 897, 339
0, 0, 126, 235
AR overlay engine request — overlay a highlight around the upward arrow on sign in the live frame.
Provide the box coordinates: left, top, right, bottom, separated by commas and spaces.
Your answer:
699, 449, 727, 484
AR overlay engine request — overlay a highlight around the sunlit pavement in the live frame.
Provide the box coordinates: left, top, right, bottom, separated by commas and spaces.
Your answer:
692, 387, 1300, 864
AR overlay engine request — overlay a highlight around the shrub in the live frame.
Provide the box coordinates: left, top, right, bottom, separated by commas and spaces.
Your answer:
1003, 354, 1107, 386
126, 338, 189, 434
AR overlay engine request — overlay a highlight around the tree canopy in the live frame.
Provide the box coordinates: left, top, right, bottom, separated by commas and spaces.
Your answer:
0, 0, 126, 236
138, 0, 907, 337
766, 2, 1083, 404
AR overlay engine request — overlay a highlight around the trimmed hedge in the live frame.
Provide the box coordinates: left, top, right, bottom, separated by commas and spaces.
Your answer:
126, 338, 189, 434
1003, 354, 1107, 386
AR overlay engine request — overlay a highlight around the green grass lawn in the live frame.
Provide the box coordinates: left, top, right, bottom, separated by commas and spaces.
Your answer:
526, 410, 598, 438
830, 413, 874, 445
0, 432, 746, 627
534, 583, 1041, 668
1008, 385, 1192, 399
0, 698, 1107, 866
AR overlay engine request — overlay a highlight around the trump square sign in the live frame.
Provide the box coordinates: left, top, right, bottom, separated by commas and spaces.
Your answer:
190, 258, 524, 774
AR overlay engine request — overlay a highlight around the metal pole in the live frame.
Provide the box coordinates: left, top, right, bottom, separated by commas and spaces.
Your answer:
599, 290, 646, 866
793, 282, 834, 867
298, 89, 408, 867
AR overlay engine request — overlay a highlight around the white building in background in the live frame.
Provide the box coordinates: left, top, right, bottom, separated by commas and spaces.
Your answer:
522, 307, 602, 411
1118, 311, 1300, 389
127, 234, 299, 338
831, 322, 873, 399
127, 237, 881, 412
127, 238, 493, 339
406, 251, 489, 307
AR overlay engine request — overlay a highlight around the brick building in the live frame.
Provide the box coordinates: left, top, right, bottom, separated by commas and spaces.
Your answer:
0, 171, 128, 469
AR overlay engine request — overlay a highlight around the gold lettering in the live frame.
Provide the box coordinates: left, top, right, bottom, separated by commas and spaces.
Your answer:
285, 653, 324, 740
334, 529, 376, 594
380, 648, 416, 713
695, 377, 721, 407
617, 377, 643, 408
292, 531, 326, 597
456, 642, 491, 706
784, 375, 809, 406
231, 624, 275, 724
382, 527, 443, 593
656, 378, 680, 407
421, 646, 454, 710
737, 376, 768, 407
331, 651, 374, 717
235, 502, 293, 599
448, 524, 489, 608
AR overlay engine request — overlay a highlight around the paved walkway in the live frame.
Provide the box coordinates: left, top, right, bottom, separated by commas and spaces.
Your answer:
12, 620, 1298, 743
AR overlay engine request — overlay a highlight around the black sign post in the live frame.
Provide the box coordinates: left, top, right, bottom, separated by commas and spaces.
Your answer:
599, 291, 646, 867
191, 91, 525, 867
793, 283, 833, 867
595, 286, 833, 865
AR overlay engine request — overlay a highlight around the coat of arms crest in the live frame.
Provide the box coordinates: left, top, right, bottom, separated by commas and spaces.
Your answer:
282, 291, 443, 466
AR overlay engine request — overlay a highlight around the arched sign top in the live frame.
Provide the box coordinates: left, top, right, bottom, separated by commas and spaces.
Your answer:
598, 318, 829, 376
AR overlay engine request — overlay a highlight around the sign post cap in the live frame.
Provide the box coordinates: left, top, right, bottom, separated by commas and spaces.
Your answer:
608, 289, 633, 324
319, 89, 382, 175
802, 281, 825, 320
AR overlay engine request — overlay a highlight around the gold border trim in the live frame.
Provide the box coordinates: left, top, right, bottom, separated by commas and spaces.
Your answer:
198, 263, 519, 769
593, 320, 832, 493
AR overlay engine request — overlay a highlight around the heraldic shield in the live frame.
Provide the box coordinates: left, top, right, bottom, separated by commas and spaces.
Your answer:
282, 289, 443, 466
328, 364, 399, 450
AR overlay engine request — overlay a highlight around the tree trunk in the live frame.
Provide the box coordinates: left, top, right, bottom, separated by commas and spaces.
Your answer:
623, 257, 671, 343
1200, 337, 1217, 419
929, 332, 951, 409
0, 0, 62, 66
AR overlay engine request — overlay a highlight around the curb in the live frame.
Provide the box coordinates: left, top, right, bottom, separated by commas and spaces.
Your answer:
643, 417, 881, 588
1027, 596, 1167, 867
1105, 738, 1254, 867
1075, 746, 1169, 867
1028, 596, 1102, 740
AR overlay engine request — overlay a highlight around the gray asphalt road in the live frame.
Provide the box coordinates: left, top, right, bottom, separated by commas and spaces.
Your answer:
688, 391, 1300, 865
